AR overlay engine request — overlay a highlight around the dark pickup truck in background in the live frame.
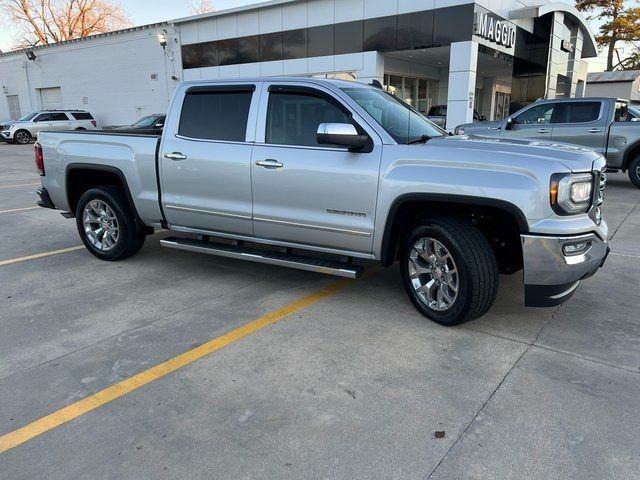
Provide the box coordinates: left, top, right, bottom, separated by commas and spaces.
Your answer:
455, 98, 640, 187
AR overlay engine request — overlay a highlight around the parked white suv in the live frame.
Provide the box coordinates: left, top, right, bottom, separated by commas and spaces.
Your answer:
1, 110, 97, 144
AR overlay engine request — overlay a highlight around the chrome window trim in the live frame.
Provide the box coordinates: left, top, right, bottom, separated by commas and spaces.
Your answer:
165, 204, 252, 220
253, 216, 371, 237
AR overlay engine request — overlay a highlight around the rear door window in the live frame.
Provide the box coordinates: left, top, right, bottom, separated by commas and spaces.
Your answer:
178, 88, 253, 142
49, 113, 70, 121
554, 102, 601, 124
71, 112, 94, 120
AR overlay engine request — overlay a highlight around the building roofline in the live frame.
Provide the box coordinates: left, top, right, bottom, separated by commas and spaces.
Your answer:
510, 2, 598, 58
0, 22, 168, 59
170, 0, 300, 24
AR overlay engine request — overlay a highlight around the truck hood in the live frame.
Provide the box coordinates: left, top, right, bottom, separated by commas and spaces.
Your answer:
426, 134, 602, 172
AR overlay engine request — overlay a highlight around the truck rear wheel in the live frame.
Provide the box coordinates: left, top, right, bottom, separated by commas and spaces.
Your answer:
75, 186, 146, 261
628, 155, 640, 189
399, 217, 498, 326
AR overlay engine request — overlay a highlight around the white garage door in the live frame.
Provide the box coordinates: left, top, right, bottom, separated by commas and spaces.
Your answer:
38, 87, 63, 109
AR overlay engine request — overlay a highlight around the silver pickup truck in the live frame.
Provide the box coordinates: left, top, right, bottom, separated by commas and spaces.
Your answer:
35, 78, 609, 326
454, 97, 640, 187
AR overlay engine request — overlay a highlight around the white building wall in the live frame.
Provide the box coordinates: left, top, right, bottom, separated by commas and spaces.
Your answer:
585, 82, 636, 101
0, 26, 179, 126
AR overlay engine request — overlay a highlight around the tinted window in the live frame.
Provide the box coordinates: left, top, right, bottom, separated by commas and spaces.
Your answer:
238, 35, 259, 63
433, 4, 474, 46
397, 11, 433, 50
335, 21, 363, 55
515, 103, 555, 124
71, 112, 93, 120
283, 29, 307, 60
554, 102, 601, 124
308, 25, 334, 57
266, 91, 351, 147
199, 41, 218, 67
34, 114, 51, 122
181, 44, 199, 69
179, 90, 253, 141
364, 16, 397, 51
260, 32, 283, 62
217, 38, 238, 65
50, 113, 69, 121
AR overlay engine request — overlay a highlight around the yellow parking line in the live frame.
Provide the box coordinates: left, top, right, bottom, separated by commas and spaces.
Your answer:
0, 206, 39, 214
0, 182, 39, 189
0, 246, 85, 267
0, 277, 355, 454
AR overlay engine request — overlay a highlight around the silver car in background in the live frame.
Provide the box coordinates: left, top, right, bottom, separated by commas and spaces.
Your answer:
0, 110, 97, 145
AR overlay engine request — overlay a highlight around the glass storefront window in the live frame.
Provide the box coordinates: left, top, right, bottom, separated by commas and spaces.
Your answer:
260, 32, 283, 62
283, 28, 307, 60
308, 25, 334, 57
384, 74, 438, 115
364, 16, 398, 52
334, 21, 364, 55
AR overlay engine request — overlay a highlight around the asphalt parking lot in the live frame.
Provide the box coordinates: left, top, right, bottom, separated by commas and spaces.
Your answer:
1, 142, 639, 479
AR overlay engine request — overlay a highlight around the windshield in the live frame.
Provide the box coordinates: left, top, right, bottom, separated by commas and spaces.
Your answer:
132, 115, 161, 127
18, 112, 39, 122
341, 87, 445, 143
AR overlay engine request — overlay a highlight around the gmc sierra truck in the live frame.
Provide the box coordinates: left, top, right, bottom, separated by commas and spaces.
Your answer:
454, 97, 640, 188
35, 78, 609, 326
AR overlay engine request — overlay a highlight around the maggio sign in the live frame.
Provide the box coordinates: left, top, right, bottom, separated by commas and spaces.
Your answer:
475, 11, 516, 49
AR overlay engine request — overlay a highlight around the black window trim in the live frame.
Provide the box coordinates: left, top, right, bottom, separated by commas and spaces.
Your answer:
264, 84, 371, 151
177, 85, 256, 144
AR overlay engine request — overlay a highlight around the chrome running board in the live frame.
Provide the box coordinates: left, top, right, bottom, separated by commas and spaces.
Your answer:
160, 237, 363, 279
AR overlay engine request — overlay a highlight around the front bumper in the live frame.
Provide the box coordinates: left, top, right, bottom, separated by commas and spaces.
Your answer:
522, 224, 609, 307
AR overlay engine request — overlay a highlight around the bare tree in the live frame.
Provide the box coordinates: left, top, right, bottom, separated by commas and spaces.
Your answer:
0, 0, 131, 48
190, 0, 213, 15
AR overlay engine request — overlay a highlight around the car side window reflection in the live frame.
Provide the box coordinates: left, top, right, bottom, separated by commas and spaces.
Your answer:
515, 104, 555, 125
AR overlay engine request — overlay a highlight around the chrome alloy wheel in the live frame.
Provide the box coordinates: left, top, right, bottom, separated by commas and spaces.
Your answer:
15, 131, 30, 144
408, 237, 459, 312
83, 200, 119, 252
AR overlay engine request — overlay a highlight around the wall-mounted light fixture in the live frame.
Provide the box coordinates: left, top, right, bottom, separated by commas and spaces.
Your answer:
157, 33, 168, 49
25, 50, 36, 61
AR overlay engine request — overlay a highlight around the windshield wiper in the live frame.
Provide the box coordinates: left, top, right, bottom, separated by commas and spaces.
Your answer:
405, 135, 431, 145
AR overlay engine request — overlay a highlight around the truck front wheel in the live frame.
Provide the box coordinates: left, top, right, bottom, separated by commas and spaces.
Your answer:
628, 155, 640, 189
400, 217, 498, 326
75, 186, 146, 261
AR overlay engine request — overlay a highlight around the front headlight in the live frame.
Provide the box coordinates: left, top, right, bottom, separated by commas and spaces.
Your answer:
550, 173, 593, 215
454, 127, 465, 135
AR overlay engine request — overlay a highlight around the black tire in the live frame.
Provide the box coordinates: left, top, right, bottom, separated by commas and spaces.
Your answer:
75, 186, 146, 261
399, 217, 498, 326
75, 127, 87, 131
14, 130, 31, 145
628, 155, 640, 189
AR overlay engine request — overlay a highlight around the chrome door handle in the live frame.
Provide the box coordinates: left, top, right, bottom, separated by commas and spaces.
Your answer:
588, 128, 603, 133
488, 126, 502, 131
164, 152, 187, 161
255, 159, 284, 169
538, 129, 549, 134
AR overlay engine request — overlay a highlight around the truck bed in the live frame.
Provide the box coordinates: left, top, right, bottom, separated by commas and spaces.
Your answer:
38, 130, 164, 224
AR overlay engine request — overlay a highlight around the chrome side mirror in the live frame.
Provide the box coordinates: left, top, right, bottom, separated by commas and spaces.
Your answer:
317, 123, 369, 150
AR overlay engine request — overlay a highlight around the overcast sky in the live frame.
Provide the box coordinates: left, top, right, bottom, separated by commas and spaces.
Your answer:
0, 0, 264, 52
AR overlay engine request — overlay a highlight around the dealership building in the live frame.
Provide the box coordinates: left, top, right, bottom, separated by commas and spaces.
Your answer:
0, 0, 598, 129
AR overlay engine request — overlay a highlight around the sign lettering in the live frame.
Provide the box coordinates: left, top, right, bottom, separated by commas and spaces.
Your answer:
475, 12, 516, 49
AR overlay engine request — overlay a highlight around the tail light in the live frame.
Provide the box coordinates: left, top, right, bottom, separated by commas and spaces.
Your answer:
91, 120, 97, 127
35, 143, 45, 175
